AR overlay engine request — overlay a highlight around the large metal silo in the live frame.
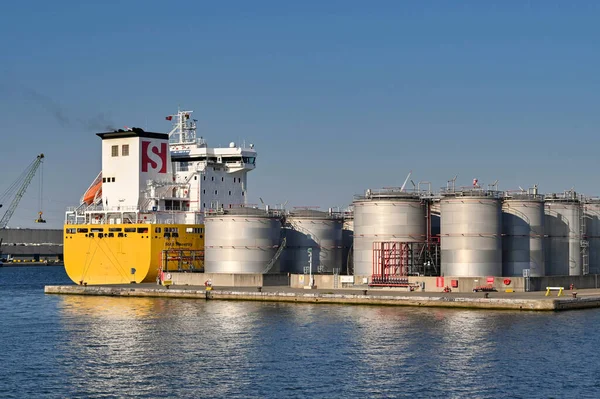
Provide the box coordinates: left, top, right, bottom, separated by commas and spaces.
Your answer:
281, 209, 343, 274
204, 208, 283, 274
502, 195, 545, 277
342, 211, 354, 274
441, 192, 502, 277
353, 190, 425, 277
545, 193, 581, 276
585, 200, 600, 275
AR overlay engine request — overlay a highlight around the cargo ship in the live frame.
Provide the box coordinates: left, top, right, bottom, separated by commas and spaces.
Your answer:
64, 110, 257, 284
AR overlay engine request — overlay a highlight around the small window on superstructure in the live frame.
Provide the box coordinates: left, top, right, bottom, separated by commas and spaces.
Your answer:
112, 177, 115, 182
242, 191, 245, 196
103, 178, 106, 183
194, 176, 197, 180
203, 189, 206, 194
111, 145, 118, 157
122, 144, 129, 156
221, 177, 224, 182
211, 176, 214, 181
229, 204, 232, 208
229, 191, 231, 195
215, 190, 218, 195
203, 203, 206, 208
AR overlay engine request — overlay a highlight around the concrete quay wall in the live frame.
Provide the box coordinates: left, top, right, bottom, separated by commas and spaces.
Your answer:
44, 285, 577, 311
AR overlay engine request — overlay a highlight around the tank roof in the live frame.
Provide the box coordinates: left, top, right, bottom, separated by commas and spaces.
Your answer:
503, 193, 544, 202
287, 209, 342, 219
441, 188, 501, 199
204, 207, 282, 218
354, 188, 421, 202
544, 191, 580, 203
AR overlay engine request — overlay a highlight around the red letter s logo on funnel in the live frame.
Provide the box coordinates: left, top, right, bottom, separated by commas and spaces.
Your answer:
141, 141, 167, 173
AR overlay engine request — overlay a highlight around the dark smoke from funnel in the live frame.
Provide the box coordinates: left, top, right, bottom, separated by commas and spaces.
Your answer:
21, 87, 71, 127
78, 113, 116, 132
1, 82, 116, 131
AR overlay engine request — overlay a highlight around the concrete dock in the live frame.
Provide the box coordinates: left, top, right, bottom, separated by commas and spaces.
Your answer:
44, 284, 600, 311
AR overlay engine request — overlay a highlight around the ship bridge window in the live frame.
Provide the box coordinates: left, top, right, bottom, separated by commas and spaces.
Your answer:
165, 200, 181, 211
137, 228, 148, 233
77, 228, 89, 233
175, 161, 189, 172
242, 156, 256, 165
224, 157, 242, 164
124, 227, 136, 233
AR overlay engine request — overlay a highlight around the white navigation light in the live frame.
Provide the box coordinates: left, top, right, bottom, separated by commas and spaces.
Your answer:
229, 142, 236, 148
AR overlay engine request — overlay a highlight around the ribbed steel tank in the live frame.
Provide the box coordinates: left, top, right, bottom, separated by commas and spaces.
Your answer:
342, 212, 354, 274
441, 192, 502, 277
545, 193, 581, 276
353, 190, 425, 277
281, 209, 343, 274
204, 208, 283, 274
502, 195, 545, 277
585, 200, 600, 275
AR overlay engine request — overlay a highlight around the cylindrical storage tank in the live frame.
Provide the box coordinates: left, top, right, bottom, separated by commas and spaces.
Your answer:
281, 210, 343, 274
441, 194, 502, 277
545, 196, 581, 276
204, 209, 282, 273
502, 196, 545, 277
342, 213, 354, 274
585, 201, 600, 275
353, 192, 425, 277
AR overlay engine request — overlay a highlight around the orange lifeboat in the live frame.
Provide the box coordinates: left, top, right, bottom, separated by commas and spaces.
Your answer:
82, 172, 102, 205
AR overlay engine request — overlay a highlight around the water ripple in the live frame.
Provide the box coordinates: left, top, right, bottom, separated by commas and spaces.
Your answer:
2, 267, 600, 398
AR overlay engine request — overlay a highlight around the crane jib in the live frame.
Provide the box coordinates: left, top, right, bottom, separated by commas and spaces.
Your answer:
0, 154, 45, 229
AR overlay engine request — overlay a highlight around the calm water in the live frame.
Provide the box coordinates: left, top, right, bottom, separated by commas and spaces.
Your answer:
1, 266, 599, 399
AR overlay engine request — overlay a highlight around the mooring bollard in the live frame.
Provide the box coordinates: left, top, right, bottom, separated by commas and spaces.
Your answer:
572, 292, 577, 298
363, 290, 368, 296
257, 287, 262, 293
484, 293, 489, 299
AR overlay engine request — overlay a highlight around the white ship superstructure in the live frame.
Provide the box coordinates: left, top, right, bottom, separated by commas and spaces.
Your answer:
66, 110, 257, 226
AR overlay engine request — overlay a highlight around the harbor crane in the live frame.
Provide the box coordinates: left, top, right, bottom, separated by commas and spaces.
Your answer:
0, 153, 45, 229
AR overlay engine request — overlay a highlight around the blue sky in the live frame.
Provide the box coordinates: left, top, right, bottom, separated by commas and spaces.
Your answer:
1, 1, 599, 228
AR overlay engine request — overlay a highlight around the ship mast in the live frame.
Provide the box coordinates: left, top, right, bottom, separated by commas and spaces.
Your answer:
166, 110, 199, 145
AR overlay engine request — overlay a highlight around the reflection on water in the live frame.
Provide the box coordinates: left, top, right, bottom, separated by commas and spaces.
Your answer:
2, 266, 600, 398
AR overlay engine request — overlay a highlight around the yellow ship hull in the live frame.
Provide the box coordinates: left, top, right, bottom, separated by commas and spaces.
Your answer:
64, 223, 204, 285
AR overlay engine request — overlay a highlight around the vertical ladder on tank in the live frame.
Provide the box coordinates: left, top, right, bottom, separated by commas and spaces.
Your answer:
581, 201, 589, 275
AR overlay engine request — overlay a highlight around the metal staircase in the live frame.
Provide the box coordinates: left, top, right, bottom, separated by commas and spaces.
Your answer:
262, 237, 287, 274
581, 202, 589, 275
